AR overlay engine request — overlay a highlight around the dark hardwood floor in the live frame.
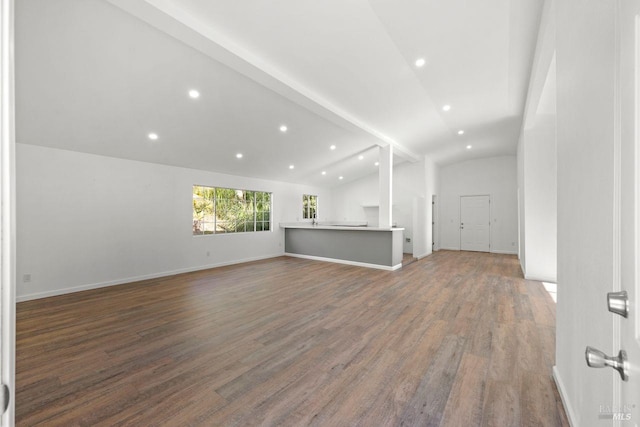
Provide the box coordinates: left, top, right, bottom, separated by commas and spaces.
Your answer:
16, 251, 568, 426
402, 253, 417, 267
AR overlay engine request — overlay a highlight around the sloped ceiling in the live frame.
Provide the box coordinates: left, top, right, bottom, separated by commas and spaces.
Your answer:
15, 0, 543, 187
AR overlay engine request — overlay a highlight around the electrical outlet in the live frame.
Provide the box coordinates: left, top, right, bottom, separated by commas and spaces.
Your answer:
23, 274, 31, 283
405, 237, 411, 243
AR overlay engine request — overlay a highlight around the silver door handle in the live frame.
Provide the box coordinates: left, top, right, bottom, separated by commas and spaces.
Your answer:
607, 290, 629, 318
585, 346, 628, 381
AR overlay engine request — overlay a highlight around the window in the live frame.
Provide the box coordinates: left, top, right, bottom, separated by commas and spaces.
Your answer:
302, 194, 317, 219
192, 185, 271, 235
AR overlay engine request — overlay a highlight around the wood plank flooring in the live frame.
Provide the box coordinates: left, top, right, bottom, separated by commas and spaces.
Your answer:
402, 253, 417, 267
16, 250, 569, 426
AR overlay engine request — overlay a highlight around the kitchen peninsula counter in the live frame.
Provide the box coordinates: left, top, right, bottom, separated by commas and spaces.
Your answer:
280, 223, 404, 270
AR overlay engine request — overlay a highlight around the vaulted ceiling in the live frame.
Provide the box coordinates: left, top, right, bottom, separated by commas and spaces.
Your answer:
15, 0, 543, 187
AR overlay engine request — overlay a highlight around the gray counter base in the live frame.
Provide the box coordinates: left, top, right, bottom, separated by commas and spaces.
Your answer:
284, 228, 403, 271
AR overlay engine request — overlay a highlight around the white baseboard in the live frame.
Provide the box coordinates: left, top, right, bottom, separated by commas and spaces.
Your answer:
284, 253, 402, 271
16, 253, 283, 302
525, 273, 557, 283
415, 251, 432, 260
490, 249, 518, 255
553, 366, 576, 427
437, 247, 517, 255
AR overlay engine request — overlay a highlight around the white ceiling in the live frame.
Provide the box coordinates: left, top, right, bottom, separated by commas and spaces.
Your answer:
15, 0, 543, 187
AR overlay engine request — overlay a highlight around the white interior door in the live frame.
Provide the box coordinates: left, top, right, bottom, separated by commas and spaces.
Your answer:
584, 1, 640, 422
619, 0, 640, 421
555, 1, 640, 424
0, 0, 15, 424
460, 195, 490, 252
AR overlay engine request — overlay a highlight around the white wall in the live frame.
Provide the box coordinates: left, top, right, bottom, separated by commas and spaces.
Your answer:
426, 156, 439, 253
439, 156, 518, 254
330, 158, 438, 257
408, 156, 439, 258
521, 113, 557, 281
330, 161, 420, 253
516, 0, 558, 283
391, 161, 425, 253
517, 132, 525, 266
330, 170, 379, 225
16, 143, 330, 301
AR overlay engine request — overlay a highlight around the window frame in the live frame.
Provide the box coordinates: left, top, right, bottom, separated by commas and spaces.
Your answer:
302, 194, 318, 220
192, 185, 272, 236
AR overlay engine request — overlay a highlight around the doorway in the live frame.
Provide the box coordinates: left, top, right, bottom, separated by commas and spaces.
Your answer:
460, 195, 490, 252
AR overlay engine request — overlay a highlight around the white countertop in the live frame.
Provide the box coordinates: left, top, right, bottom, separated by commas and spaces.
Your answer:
279, 222, 404, 232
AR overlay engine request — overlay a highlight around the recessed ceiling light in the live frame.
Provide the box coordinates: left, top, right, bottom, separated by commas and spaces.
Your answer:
466, 145, 472, 150
358, 155, 364, 160
374, 162, 380, 166
280, 125, 288, 133
236, 153, 243, 159
415, 58, 426, 68
330, 145, 336, 150
442, 105, 451, 112
321, 171, 326, 175
289, 164, 294, 169
458, 130, 465, 135
188, 90, 200, 99
148, 133, 158, 140
339, 176, 344, 180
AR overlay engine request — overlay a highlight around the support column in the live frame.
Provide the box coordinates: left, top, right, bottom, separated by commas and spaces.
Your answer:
378, 145, 393, 228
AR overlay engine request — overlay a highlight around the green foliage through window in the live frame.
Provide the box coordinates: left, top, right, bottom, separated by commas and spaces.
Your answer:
193, 186, 271, 235
303, 194, 317, 219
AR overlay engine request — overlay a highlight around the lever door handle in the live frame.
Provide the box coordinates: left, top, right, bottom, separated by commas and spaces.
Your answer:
607, 290, 629, 318
585, 346, 628, 381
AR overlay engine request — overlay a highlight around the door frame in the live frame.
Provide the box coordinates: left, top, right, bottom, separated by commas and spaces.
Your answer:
0, 0, 15, 423
459, 194, 491, 252
517, 188, 521, 260
431, 195, 438, 251
614, 2, 640, 421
